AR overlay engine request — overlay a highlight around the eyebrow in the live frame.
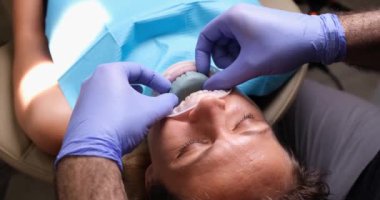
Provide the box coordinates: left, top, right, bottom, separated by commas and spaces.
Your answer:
233, 113, 255, 130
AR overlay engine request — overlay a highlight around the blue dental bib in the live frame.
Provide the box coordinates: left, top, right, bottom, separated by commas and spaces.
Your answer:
45, 0, 293, 107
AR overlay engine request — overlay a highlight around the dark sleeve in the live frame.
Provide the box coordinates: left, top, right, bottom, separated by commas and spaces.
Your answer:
346, 151, 380, 200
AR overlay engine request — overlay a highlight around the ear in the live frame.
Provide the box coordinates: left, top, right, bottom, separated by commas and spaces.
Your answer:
145, 164, 159, 189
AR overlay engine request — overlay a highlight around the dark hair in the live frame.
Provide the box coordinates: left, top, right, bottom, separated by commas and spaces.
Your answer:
147, 157, 329, 200
280, 157, 330, 200
148, 184, 178, 200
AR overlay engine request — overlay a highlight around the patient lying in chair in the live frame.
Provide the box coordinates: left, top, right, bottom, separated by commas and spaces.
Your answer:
121, 62, 328, 199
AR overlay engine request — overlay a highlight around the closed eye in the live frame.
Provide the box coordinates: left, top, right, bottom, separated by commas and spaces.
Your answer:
233, 113, 254, 130
177, 139, 208, 159
176, 113, 254, 159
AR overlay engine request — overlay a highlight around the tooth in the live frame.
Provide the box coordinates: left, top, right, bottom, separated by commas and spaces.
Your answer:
169, 89, 231, 117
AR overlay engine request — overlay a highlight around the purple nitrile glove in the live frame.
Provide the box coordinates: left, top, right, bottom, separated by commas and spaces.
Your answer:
56, 62, 178, 170
195, 4, 346, 90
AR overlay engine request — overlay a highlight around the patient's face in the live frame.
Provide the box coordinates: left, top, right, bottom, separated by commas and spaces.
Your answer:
146, 91, 295, 199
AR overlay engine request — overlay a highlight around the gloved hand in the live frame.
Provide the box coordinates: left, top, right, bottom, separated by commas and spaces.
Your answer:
195, 4, 346, 90
56, 62, 178, 170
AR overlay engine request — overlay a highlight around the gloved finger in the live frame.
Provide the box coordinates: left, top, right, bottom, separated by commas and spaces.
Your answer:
150, 93, 179, 118
131, 84, 143, 93
123, 63, 172, 94
203, 59, 259, 90
195, 34, 213, 75
195, 17, 231, 75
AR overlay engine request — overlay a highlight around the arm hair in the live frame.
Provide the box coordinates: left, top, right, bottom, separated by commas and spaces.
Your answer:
56, 157, 128, 200
339, 10, 380, 70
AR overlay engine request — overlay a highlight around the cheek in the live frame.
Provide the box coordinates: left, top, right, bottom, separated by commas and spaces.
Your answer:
147, 123, 175, 162
148, 120, 189, 161
148, 123, 161, 147
254, 141, 293, 186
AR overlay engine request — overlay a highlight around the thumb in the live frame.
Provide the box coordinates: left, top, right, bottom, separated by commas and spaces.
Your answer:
151, 93, 179, 117
204, 60, 259, 90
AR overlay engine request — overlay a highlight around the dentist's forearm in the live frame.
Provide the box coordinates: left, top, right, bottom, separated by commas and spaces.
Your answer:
56, 157, 128, 200
339, 10, 380, 70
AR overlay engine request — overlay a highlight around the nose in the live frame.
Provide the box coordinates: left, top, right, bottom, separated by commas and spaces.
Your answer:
188, 96, 228, 138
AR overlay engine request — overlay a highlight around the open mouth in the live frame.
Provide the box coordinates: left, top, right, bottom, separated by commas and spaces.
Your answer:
163, 61, 230, 117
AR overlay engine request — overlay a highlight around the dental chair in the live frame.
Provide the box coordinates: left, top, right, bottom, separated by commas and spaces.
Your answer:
0, 0, 307, 186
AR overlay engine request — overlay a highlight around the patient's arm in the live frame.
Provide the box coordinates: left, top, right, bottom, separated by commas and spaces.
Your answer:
13, 0, 71, 155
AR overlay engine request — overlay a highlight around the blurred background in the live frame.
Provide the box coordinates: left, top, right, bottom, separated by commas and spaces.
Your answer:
0, 0, 380, 199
